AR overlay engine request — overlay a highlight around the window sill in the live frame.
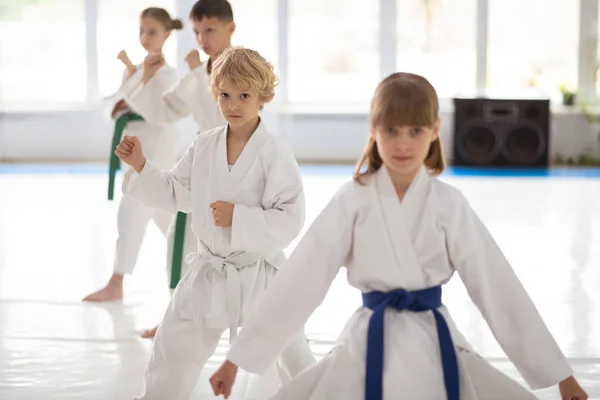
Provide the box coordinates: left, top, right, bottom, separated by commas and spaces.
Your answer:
2, 99, 600, 116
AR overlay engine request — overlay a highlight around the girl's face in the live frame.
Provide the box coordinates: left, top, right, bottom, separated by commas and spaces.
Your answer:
371, 121, 440, 177
139, 17, 170, 53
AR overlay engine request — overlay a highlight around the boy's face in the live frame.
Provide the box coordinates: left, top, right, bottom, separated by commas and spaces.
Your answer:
191, 17, 235, 59
216, 79, 263, 129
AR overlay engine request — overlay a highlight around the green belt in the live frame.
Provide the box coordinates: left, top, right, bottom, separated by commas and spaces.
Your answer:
169, 129, 209, 287
108, 112, 144, 201
170, 212, 188, 288
108, 112, 186, 289
169, 129, 206, 287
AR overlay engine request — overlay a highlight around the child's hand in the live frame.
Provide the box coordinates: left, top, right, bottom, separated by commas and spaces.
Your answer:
115, 136, 146, 173
559, 376, 588, 400
209, 360, 238, 399
142, 53, 165, 83
111, 99, 129, 118
117, 50, 131, 65
184, 49, 202, 71
117, 50, 137, 77
210, 201, 234, 227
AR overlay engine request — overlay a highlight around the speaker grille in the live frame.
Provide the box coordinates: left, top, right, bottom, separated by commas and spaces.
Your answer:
457, 124, 501, 165
503, 124, 546, 165
452, 98, 549, 168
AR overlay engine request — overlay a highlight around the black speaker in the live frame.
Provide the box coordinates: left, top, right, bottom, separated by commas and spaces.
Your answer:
452, 98, 550, 167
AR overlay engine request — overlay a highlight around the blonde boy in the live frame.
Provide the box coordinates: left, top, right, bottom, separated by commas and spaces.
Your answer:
116, 47, 315, 400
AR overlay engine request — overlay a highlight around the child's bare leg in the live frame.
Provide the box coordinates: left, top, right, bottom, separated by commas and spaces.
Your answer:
82, 273, 124, 302
84, 196, 153, 302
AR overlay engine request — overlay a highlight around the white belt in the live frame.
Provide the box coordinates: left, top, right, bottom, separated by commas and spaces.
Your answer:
185, 241, 260, 342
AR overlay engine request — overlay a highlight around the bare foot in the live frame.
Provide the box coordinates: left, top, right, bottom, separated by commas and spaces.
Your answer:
141, 325, 158, 339
82, 274, 124, 302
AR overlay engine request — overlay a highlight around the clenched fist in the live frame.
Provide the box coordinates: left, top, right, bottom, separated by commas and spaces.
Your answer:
142, 52, 165, 83
111, 99, 129, 118
115, 136, 146, 173
184, 49, 202, 71
117, 50, 137, 78
210, 201, 234, 227
209, 360, 238, 399
559, 376, 588, 400
117, 50, 132, 65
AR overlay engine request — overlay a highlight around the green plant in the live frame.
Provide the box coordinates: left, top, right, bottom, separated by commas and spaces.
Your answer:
559, 83, 576, 96
579, 101, 600, 143
552, 102, 600, 166
578, 152, 599, 165
559, 83, 577, 106
554, 149, 600, 167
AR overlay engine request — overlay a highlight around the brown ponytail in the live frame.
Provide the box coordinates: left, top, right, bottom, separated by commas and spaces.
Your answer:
141, 8, 183, 31
170, 18, 184, 31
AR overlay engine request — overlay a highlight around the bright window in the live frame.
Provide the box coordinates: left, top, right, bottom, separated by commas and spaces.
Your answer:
229, 0, 278, 68
288, 0, 380, 103
396, 0, 477, 98
487, 0, 579, 101
0, 0, 86, 105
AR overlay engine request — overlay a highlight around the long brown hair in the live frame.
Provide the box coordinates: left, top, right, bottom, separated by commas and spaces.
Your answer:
354, 72, 446, 183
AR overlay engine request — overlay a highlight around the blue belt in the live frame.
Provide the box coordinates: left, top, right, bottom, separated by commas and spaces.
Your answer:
362, 286, 459, 400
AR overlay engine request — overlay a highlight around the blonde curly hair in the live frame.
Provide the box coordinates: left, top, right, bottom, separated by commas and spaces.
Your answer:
209, 47, 279, 110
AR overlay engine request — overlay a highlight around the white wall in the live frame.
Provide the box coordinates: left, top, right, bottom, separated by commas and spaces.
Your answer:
0, 106, 598, 164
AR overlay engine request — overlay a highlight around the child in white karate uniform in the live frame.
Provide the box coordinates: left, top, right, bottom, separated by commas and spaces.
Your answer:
210, 72, 588, 400
83, 8, 184, 315
119, 0, 236, 339
115, 47, 315, 400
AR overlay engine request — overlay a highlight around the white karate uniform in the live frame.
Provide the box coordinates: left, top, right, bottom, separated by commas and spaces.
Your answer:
123, 64, 226, 279
226, 166, 574, 400
104, 65, 180, 276
123, 122, 316, 399
124, 64, 224, 131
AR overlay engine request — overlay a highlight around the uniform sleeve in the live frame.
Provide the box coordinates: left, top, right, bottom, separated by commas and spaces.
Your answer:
230, 142, 305, 255
122, 139, 196, 214
226, 185, 355, 374
123, 66, 209, 125
103, 68, 144, 120
445, 190, 573, 389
